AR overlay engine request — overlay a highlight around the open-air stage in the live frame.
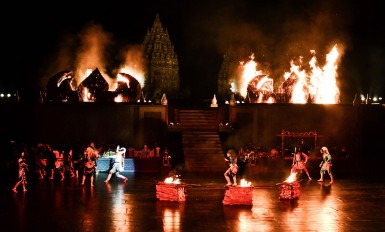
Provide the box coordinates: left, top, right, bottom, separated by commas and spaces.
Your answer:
1, 102, 384, 231
1, 169, 385, 232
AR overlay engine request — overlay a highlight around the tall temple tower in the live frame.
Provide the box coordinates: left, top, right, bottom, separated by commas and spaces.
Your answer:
142, 14, 180, 101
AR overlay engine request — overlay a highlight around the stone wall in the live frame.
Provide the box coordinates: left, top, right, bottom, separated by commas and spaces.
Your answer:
1, 102, 384, 160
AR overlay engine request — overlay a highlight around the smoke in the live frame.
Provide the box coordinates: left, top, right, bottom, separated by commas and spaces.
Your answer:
116, 44, 146, 87
74, 22, 113, 86
184, 0, 352, 97
39, 30, 76, 90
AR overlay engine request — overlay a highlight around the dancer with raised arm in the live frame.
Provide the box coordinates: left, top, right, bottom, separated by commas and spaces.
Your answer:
104, 146, 128, 183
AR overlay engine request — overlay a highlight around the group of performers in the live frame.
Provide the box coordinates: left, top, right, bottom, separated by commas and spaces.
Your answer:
287, 146, 333, 184
11, 143, 130, 192
224, 146, 334, 186
11, 142, 334, 193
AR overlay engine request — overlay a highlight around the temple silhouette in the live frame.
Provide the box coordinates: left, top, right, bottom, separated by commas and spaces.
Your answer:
41, 13, 322, 105
1, 13, 384, 174
43, 14, 180, 104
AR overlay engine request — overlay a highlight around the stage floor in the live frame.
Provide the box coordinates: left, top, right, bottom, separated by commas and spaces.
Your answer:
1, 172, 385, 232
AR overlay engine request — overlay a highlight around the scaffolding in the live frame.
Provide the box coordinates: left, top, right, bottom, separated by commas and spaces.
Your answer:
277, 130, 323, 156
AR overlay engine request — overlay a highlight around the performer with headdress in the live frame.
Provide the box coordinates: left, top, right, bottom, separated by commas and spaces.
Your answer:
318, 147, 334, 184
53, 150, 65, 181
104, 146, 128, 183
81, 145, 98, 186
224, 149, 239, 186
291, 148, 312, 180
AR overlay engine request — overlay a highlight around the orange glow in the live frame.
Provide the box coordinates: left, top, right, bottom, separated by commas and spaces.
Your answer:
240, 178, 252, 187
163, 209, 181, 231
239, 54, 263, 96
288, 45, 341, 104
284, 172, 297, 183
82, 87, 94, 102
164, 176, 181, 184
232, 43, 342, 104
114, 94, 124, 103
310, 45, 341, 104
119, 66, 145, 88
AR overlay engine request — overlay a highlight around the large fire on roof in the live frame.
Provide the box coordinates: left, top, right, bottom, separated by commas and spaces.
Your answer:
42, 42, 342, 104
43, 68, 142, 103
234, 44, 342, 104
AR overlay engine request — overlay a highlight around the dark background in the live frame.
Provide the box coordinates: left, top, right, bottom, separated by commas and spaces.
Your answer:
1, 0, 384, 103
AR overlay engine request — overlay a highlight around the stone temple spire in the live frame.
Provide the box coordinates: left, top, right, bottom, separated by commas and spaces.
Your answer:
142, 13, 180, 102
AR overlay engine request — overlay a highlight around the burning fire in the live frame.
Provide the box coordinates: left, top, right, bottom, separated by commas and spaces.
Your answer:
119, 66, 144, 89
164, 176, 181, 184
284, 172, 297, 183
82, 87, 93, 102
240, 178, 252, 187
236, 44, 342, 104
239, 54, 264, 96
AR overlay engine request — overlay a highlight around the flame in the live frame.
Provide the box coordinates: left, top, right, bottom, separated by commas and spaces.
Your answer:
164, 176, 181, 184
284, 172, 297, 183
289, 45, 341, 104
310, 45, 340, 104
231, 43, 342, 104
285, 57, 308, 103
76, 68, 92, 85
239, 54, 263, 97
119, 66, 145, 88
82, 87, 94, 102
256, 76, 274, 93
116, 74, 130, 85
114, 94, 124, 102
240, 178, 252, 187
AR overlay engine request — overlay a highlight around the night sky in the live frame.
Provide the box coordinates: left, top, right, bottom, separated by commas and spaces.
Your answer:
2, 0, 384, 103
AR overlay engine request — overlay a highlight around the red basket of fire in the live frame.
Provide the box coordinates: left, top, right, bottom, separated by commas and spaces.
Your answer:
156, 176, 186, 202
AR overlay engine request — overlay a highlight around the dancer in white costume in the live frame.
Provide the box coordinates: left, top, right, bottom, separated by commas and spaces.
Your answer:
104, 146, 128, 183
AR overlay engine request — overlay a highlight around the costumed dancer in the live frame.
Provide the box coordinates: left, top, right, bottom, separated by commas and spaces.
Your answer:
65, 149, 76, 178
104, 146, 128, 183
224, 149, 239, 186
12, 151, 29, 193
81, 146, 97, 186
53, 150, 65, 181
318, 146, 334, 184
291, 149, 312, 180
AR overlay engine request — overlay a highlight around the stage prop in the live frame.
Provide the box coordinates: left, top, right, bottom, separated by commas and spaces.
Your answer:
222, 186, 253, 205
277, 181, 300, 200
156, 182, 186, 202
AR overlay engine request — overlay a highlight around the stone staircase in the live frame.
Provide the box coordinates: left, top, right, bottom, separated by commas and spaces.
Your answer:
178, 109, 227, 173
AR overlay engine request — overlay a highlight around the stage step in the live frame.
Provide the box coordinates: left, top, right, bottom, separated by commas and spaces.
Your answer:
178, 109, 226, 173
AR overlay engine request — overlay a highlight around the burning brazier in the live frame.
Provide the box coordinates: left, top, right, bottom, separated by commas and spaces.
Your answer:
277, 181, 300, 200
222, 186, 253, 205
156, 180, 186, 202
